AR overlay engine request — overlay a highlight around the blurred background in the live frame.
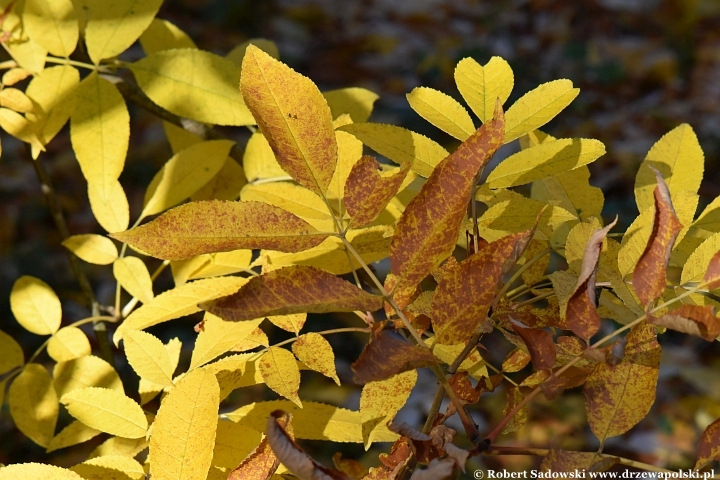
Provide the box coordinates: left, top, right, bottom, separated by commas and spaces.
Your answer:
1, 0, 720, 473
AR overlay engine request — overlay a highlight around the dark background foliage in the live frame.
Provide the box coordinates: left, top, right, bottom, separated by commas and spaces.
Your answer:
1, 0, 720, 471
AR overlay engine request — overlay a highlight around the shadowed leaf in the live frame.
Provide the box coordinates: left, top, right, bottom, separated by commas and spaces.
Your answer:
510, 322, 556, 370
352, 326, 435, 384
633, 168, 683, 306
227, 415, 290, 480
9, 364, 58, 447
650, 305, 720, 341
111, 200, 329, 260
584, 324, 660, 442
241, 45, 337, 195
703, 250, 720, 290
540, 448, 602, 472
565, 218, 617, 341
696, 417, 720, 470
203, 265, 383, 321
502, 386, 527, 434
391, 104, 505, 305
345, 155, 410, 227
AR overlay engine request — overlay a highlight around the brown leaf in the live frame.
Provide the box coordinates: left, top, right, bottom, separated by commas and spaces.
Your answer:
390, 102, 505, 297
633, 168, 683, 306
695, 417, 720, 470
650, 304, 720, 341
333, 453, 369, 480
540, 448, 600, 472
266, 410, 350, 480
388, 423, 468, 471
228, 414, 292, 479
703, 250, 720, 290
431, 232, 523, 344
352, 326, 436, 384
502, 386, 527, 434
408, 458, 455, 480
566, 218, 618, 341
540, 367, 592, 400
240, 46, 337, 196
510, 321, 556, 371
448, 372, 481, 405
111, 200, 328, 260
203, 265, 383, 321
583, 324, 660, 442
345, 155, 411, 227
502, 348, 531, 373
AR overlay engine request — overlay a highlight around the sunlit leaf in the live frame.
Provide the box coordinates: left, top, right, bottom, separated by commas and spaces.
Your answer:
47, 327, 91, 362
23, 0, 78, 57
138, 337, 181, 405
46, 420, 101, 453
682, 232, 720, 286
62, 234, 118, 265
113, 256, 154, 304
242, 132, 286, 183
406, 86, 475, 140
240, 182, 335, 232
123, 329, 174, 387
139, 18, 196, 55
292, 332, 340, 385
23, 64, 78, 146
10, 275, 61, 335
190, 313, 263, 370
87, 180, 130, 233
258, 347, 302, 407
344, 156, 410, 227
53, 355, 123, 397
191, 157, 246, 202
70, 455, 145, 480
454, 56, 514, 124
0, 464, 83, 480
323, 87, 379, 123
0, 87, 34, 113
9, 364, 58, 447
227, 420, 282, 480
61, 387, 147, 439
360, 370, 417, 449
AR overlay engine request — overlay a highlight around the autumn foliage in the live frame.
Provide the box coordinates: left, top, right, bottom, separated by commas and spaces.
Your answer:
3, 1, 720, 479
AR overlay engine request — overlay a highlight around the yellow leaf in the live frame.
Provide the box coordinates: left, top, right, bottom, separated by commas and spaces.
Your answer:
242, 131, 286, 182
531, 165, 604, 220
84, 0, 163, 63
70, 72, 128, 187
0, 463, 83, 480
240, 45, 337, 196
53, 355, 123, 398
360, 369, 417, 449
87, 180, 130, 233
9, 364, 58, 447
267, 313, 306, 334
123, 329, 174, 387
88, 436, 148, 460
478, 195, 576, 242
225, 400, 398, 443
682, 231, 720, 285
163, 120, 202, 153
61, 387, 148, 438
431, 342, 488, 380
131, 48, 254, 126
292, 332, 340, 385
323, 87, 379, 123
504, 79, 579, 144
212, 420, 263, 473
406, 86, 475, 140
185, 249, 253, 281
339, 123, 449, 178
455, 56, 514, 124
264, 225, 393, 275
259, 347, 302, 407
326, 130, 364, 203
23, 0, 78, 57
25, 65, 79, 146
139, 337, 181, 405
62, 234, 118, 265
486, 138, 605, 188
0, 107, 41, 146
634, 124, 704, 214
71, 455, 145, 480
150, 368, 219, 480
190, 313, 263, 370
113, 256, 154, 304
47, 326, 91, 362
10, 275, 61, 335
206, 353, 261, 400
226, 38, 279, 65
0, 328, 24, 375
6, 36, 47, 74
230, 327, 268, 353
240, 182, 335, 231
0, 87, 33, 113
142, 139, 235, 217
191, 157, 246, 202
564, 218, 604, 274
47, 420, 101, 453
139, 18, 196, 55
2, 68, 31, 86
114, 276, 247, 343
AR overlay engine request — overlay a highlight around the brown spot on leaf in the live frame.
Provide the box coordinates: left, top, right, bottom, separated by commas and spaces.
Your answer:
650, 304, 720, 341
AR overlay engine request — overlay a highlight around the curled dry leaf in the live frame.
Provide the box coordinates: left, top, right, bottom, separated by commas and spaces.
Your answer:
565, 217, 617, 342
695, 417, 720, 470
390, 102, 505, 303
510, 320, 556, 371
352, 324, 436, 384
228, 413, 291, 480
632, 168, 683, 306
266, 411, 350, 480
203, 265, 383, 321
650, 304, 720, 341
332, 453, 368, 480
112, 200, 329, 260
389, 422, 468, 471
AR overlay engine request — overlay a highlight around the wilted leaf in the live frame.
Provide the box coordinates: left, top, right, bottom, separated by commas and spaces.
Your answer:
338, 123, 449, 178
62, 234, 118, 265
258, 347, 302, 407
510, 323, 556, 370
10, 275, 61, 335
204, 265, 383, 321
24, 0, 78, 57
292, 332, 340, 385
241, 45, 337, 195
47, 327, 91, 362
113, 256, 154, 304
46, 420, 101, 453
344, 155, 410, 227
123, 329, 174, 387
150, 368, 219, 480
360, 370, 417, 449
633, 168, 683, 306
0, 464, 83, 480
454, 56, 513, 124
584, 324, 660, 441
406, 87, 475, 140
9, 364, 58, 447
352, 327, 435, 384
704, 250, 720, 290
390, 103, 505, 301
112, 200, 329, 260
696, 417, 720, 470
566, 219, 617, 341
61, 387, 148, 439
650, 305, 720, 341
